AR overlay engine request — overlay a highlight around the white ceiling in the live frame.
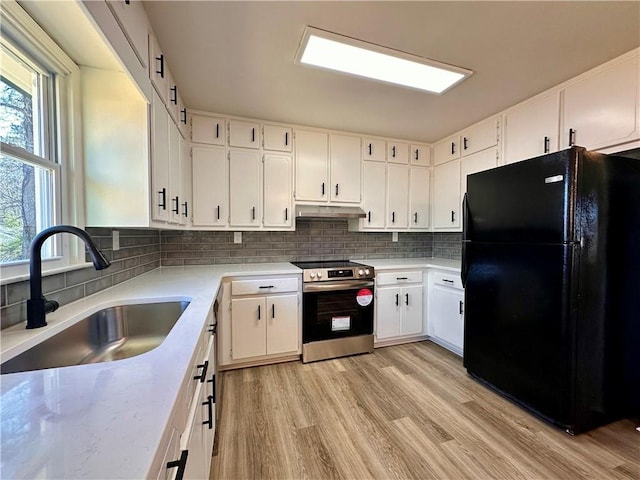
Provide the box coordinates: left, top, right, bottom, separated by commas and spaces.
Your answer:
144, 1, 639, 143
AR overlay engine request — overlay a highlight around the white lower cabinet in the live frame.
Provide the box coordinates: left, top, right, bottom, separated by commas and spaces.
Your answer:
220, 275, 301, 368
375, 270, 425, 343
427, 269, 464, 356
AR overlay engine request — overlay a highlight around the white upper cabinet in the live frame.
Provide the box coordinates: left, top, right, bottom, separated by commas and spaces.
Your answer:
166, 68, 180, 124
229, 150, 262, 226
150, 90, 170, 223
263, 154, 293, 228
387, 164, 409, 228
387, 141, 410, 164
191, 146, 227, 227
361, 162, 386, 229
409, 166, 430, 230
460, 148, 499, 196
294, 130, 329, 202
461, 116, 499, 157
105, 0, 148, 70
432, 160, 461, 231
433, 134, 461, 165
362, 138, 386, 162
168, 122, 182, 224
229, 120, 260, 149
410, 144, 431, 166
561, 53, 640, 151
263, 125, 292, 152
330, 134, 361, 203
503, 91, 560, 164
191, 114, 226, 146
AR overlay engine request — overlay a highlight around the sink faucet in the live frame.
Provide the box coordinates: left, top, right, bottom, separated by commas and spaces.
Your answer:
27, 225, 111, 329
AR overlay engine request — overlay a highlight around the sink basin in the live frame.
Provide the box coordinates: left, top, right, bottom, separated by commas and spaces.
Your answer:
1, 301, 190, 375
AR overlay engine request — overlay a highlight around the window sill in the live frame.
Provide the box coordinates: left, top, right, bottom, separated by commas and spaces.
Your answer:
1, 261, 94, 285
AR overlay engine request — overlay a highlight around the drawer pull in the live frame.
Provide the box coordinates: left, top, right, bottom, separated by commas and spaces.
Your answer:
194, 361, 209, 383
396, 277, 409, 280
259, 285, 275, 289
167, 450, 188, 480
443, 279, 454, 284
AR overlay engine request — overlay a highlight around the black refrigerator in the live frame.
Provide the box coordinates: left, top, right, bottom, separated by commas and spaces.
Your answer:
462, 146, 640, 434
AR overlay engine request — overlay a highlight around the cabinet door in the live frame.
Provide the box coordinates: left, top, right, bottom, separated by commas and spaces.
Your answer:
179, 131, 191, 226
433, 135, 460, 165
432, 160, 461, 230
409, 166, 430, 230
228, 120, 260, 149
229, 150, 261, 227
562, 55, 640, 150
231, 297, 266, 359
410, 144, 431, 166
168, 122, 182, 224
362, 138, 386, 162
375, 287, 401, 340
295, 130, 329, 202
182, 382, 207, 480
151, 90, 170, 222
387, 141, 409, 164
387, 164, 409, 228
362, 161, 386, 229
177, 91, 188, 138
401, 285, 423, 336
503, 92, 560, 164
263, 154, 293, 228
106, 0, 148, 69
266, 294, 299, 355
460, 148, 498, 196
191, 115, 226, 146
330, 134, 361, 203
461, 116, 499, 156
430, 286, 464, 352
148, 33, 167, 98
191, 146, 227, 227
263, 125, 292, 152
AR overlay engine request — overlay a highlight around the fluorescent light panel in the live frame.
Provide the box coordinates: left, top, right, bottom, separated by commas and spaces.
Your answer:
296, 27, 472, 94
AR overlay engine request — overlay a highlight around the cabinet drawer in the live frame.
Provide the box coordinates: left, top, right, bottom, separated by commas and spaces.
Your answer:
376, 270, 423, 286
231, 277, 298, 295
432, 271, 463, 290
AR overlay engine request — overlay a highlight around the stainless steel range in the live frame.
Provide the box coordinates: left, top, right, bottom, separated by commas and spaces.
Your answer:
292, 260, 375, 363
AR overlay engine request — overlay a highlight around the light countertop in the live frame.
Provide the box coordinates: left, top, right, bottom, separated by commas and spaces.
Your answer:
355, 257, 461, 272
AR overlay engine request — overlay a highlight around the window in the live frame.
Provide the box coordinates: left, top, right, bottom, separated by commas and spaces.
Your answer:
0, 37, 58, 264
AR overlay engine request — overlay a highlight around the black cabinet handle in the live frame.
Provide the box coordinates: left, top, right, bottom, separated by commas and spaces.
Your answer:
368, 143, 372, 156
395, 293, 399, 306
569, 128, 576, 146
216, 124, 220, 139
257, 304, 261, 320
172, 196, 179, 214
285, 131, 289, 146
321, 182, 325, 196
124, 0, 130, 4
285, 207, 288, 221
252, 206, 256, 221
259, 285, 275, 289
167, 450, 188, 480
415, 149, 419, 161
544, 136, 550, 153
368, 211, 371, 223
451, 210, 455, 223
271, 303, 275, 318
405, 293, 409, 305
208, 323, 216, 334
396, 277, 408, 280
459, 300, 464, 315
202, 395, 214, 429
216, 205, 220, 220
251, 127, 255, 143
156, 54, 164, 78
194, 361, 209, 383
443, 279, 454, 284
392, 211, 395, 223
182, 201, 188, 217
451, 142, 455, 155
414, 212, 418, 223
207, 373, 216, 402
335, 184, 339, 196
158, 188, 166, 209
463, 137, 468, 150
392, 145, 396, 157
181, 108, 187, 125
170, 86, 177, 105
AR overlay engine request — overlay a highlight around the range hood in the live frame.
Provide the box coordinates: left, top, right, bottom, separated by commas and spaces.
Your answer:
295, 205, 367, 219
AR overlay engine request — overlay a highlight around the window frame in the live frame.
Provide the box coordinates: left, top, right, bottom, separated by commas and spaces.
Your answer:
0, 0, 85, 283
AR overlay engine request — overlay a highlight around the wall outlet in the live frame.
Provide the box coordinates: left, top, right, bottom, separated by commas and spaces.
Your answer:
234, 232, 242, 244
112, 230, 120, 251
392, 232, 398, 242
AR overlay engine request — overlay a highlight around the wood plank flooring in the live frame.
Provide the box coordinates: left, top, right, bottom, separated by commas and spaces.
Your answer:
211, 341, 639, 480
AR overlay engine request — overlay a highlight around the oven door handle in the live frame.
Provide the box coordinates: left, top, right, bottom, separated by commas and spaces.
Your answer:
303, 280, 374, 293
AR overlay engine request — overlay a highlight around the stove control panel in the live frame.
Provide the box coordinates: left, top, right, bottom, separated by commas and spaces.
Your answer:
301, 265, 375, 282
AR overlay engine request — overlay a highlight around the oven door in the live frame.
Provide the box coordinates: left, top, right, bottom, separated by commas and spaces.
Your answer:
302, 280, 374, 343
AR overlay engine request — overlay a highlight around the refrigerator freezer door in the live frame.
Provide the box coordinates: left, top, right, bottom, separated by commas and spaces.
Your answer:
465, 148, 579, 244
463, 242, 578, 429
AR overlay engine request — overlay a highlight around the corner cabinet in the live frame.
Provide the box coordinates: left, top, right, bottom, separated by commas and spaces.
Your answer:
375, 270, 425, 345
427, 269, 464, 356
219, 275, 302, 369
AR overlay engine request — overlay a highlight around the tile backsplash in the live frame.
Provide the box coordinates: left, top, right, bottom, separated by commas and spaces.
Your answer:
1, 221, 462, 329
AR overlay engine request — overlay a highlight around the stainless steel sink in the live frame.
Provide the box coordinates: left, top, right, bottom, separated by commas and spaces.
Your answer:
1, 301, 190, 374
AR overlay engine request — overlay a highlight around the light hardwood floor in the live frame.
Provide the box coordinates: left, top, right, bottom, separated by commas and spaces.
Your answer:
211, 341, 639, 479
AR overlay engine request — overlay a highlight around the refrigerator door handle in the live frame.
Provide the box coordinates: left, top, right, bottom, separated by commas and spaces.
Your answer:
461, 193, 469, 287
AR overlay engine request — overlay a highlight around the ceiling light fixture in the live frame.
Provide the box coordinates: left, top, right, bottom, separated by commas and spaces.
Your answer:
295, 27, 472, 94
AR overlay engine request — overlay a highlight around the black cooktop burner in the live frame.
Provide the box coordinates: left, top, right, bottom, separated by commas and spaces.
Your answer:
292, 260, 365, 270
